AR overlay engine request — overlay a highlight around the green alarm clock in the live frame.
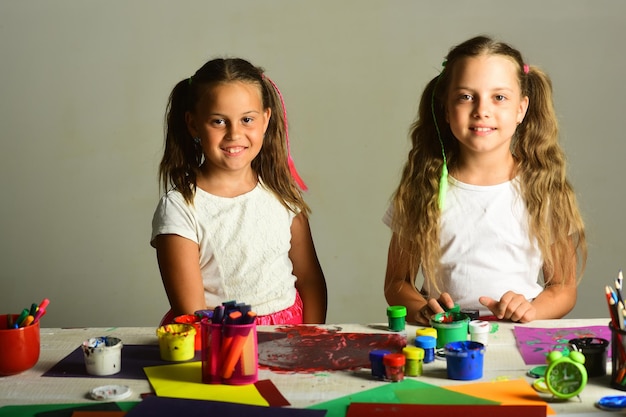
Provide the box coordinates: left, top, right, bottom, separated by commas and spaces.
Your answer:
544, 350, 588, 399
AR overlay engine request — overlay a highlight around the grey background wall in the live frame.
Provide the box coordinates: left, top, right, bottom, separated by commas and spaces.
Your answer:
1, 1, 624, 327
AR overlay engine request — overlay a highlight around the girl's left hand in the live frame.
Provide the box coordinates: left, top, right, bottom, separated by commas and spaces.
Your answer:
479, 291, 537, 323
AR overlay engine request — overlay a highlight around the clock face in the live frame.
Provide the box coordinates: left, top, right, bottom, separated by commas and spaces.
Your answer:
546, 360, 586, 398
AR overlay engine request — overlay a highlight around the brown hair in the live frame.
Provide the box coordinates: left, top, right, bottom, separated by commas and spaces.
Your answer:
159, 58, 309, 216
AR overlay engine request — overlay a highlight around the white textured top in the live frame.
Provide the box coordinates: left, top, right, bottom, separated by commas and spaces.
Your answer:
151, 182, 297, 315
384, 177, 543, 315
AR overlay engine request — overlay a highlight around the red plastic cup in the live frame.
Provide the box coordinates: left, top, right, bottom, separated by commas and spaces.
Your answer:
0, 313, 41, 375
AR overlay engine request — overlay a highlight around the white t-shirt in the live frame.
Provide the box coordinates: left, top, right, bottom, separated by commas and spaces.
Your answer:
151, 182, 298, 315
384, 176, 543, 315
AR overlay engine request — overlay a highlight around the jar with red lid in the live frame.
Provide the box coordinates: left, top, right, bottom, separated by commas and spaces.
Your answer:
383, 353, 405, 382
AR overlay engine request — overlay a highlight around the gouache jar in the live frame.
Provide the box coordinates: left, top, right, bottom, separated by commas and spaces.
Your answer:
387, 306, 407, 332
414, 335, 436, 363
444, 341, 485, 380
430, 312, 470, 349
469, 320, 490, 346
174, 314, 202, 351
383, 353, 405, 382
415, 327, 437, 339
570, 337, 609, 378
157, 323, 196, 361
369, 349, 391, 380
402, 346, 424, 377
82, 336, 123, 376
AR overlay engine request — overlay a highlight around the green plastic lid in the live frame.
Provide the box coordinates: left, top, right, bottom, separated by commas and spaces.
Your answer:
387, 305, 407, 318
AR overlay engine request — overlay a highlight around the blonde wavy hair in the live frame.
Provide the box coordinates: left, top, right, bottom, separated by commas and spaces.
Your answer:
391, 35, 586, 293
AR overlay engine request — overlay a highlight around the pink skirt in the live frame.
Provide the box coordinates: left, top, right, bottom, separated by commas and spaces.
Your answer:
159, 291, 304, 326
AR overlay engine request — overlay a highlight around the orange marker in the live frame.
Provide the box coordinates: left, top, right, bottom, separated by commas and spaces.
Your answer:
221, 329, 251, 379
20, 315, 34, 327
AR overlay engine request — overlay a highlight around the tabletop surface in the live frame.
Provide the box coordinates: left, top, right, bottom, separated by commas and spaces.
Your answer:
0, 318, 618, 414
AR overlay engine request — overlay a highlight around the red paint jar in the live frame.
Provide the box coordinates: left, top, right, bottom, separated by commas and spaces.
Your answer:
383, 353, 405, 382
174, 314, 202, 351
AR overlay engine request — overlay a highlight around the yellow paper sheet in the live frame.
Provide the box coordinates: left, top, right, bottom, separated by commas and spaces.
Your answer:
442, 378, 555, 415
143, 361, 268, 406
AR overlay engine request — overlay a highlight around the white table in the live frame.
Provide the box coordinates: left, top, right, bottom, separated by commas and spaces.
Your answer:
0, 319, 618, 414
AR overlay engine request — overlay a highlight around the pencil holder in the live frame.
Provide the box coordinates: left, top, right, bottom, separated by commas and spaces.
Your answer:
201, 318, 258, 385
0, 314, 40, 375
609, 322, 626, 390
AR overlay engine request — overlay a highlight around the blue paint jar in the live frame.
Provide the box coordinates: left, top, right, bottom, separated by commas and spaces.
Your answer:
369, 349, 391, 379
414, 335, 436, 364
444, 340, 486, 380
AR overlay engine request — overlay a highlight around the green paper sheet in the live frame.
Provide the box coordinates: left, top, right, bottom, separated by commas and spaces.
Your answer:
308, 379, 495, 417
0, 402, 137, 417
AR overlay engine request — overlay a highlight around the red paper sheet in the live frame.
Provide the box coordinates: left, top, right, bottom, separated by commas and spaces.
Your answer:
346, 403, 546, 417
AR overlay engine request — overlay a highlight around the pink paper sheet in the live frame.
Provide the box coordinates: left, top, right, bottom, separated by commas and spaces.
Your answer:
513, 325, 611, 365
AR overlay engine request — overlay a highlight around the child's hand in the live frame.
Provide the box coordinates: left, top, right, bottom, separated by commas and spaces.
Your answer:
417, 293, 456, 324
479, 291, 536, 323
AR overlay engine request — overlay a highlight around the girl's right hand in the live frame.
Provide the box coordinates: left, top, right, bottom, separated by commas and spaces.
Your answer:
418, 293, 456, 324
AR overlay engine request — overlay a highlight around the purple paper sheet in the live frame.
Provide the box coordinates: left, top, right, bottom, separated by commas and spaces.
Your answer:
42, 344, 200, 379
124, 396, 326, 417
513, 325, 611, 365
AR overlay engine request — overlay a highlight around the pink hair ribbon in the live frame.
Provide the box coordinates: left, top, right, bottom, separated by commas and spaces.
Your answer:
523, 64, 530, 74
264, 76, 308, 191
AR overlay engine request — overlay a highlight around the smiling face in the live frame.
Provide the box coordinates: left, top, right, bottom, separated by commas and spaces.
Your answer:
186, 81, 270, 179
445, 54, 528, 160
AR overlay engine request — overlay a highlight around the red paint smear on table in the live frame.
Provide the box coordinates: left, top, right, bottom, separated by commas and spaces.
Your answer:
257, 325, 406, 372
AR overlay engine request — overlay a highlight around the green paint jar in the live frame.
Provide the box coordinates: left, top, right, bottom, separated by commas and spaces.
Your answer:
387, 306, 407, 332
430, 311, 470, 349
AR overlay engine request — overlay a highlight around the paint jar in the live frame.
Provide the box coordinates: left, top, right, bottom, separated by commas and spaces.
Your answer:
0, 314, 40, 376
82, 336, 123, 376
469, 320, 490, 346
430, 312, 470, 349
156, 323, 196, 362
369, 349, 391, 379
444, 341, 485, 380
200, 318, 258, 385
414, 335, 436, 364
460, 309, 480, 321
610, 322, 626, 390
383, 353, 405, 382
174, 314, 202, 351
402, 346, 424, 377
415, 327, 437, 340
386, 306, 407, 332
569, 337, 609, 378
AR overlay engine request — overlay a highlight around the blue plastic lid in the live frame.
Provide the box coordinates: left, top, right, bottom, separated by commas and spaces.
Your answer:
369, 349, 391, 361
414, 335, 436, 349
